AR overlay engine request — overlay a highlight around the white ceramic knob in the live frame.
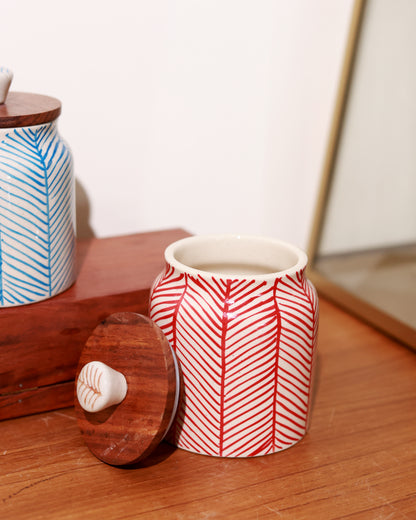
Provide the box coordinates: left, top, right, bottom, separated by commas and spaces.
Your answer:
77, 361, 128, 413
0, 67, 13, 104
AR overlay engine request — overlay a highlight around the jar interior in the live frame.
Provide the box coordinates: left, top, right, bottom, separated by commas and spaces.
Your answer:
173, 236, 301, 276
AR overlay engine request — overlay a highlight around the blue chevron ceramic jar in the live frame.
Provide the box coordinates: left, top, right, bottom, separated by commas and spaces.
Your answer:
0, 90, 76, 307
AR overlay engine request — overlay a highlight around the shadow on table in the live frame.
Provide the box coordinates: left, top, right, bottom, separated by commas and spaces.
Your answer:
120, 441, 178, 469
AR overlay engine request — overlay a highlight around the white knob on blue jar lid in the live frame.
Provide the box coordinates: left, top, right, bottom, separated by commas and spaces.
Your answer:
0, 67, 13, 104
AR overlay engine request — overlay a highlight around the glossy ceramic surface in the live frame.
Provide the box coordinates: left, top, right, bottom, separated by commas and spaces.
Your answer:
0, 67, 13, 104
0, 122, 75, 306
150, 234, 319, 457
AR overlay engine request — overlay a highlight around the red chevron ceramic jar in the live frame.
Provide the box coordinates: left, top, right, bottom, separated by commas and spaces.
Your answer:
150, 234, 318, 458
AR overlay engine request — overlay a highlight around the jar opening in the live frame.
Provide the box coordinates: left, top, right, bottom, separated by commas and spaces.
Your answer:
167, 235, 307, 279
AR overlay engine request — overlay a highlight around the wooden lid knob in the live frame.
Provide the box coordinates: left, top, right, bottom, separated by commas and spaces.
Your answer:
77, 361, 128, 413
75, 312, 179, 466
0, 67, 13, 104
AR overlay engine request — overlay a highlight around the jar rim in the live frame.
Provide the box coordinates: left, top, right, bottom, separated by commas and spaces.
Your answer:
165, 234, 308, 281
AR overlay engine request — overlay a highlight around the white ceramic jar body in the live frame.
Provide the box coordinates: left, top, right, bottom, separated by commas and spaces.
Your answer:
0, 121, 76, 306
150, 235, 319, 458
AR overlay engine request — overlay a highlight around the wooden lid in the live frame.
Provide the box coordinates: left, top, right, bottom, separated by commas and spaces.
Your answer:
0, 92, 61, 128
74, 312, 178, 466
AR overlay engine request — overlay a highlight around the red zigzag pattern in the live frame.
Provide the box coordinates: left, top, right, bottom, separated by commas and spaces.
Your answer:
150, 265, 318, 457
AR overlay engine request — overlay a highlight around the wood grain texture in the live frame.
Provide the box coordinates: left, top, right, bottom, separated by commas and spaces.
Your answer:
75, 312, 177, 466
1, 298, 416, 519
0, 229, 189, 420
0, 92, 61, 128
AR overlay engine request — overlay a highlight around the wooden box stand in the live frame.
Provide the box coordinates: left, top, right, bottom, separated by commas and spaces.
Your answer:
0, 229, 189, 421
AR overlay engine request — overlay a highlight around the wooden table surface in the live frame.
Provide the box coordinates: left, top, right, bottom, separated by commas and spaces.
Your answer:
2, 297, 416, 519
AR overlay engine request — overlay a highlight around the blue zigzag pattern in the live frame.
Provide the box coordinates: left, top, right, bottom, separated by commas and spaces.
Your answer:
0, 123, 75, 306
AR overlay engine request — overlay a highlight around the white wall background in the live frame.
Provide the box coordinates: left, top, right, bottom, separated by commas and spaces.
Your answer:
0, 0, 354, 250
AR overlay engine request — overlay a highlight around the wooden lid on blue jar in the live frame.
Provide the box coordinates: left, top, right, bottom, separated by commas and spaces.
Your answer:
0, 92, 61, 128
